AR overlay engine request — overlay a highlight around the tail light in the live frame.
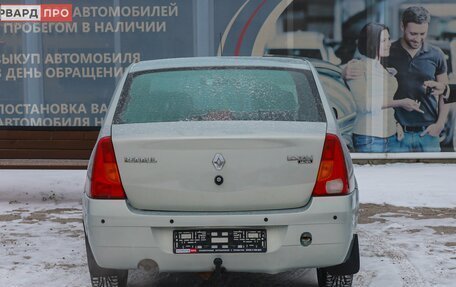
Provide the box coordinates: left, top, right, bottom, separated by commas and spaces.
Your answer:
312, 134, 349, 196
88, 136, 126, 199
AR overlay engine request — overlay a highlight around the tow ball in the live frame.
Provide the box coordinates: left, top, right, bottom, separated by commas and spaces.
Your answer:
199, 258, 226, 285
212, 258, 224, 277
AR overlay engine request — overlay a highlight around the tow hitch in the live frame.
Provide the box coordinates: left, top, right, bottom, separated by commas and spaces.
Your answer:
202, 258, 226, 286
213, 258, 224, 276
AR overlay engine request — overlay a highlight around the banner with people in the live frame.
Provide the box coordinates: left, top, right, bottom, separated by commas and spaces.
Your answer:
1, 0, 455, 153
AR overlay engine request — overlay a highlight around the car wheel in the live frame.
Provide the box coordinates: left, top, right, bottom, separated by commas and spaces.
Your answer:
317, 268, 353, 287
85, 232, 128, 287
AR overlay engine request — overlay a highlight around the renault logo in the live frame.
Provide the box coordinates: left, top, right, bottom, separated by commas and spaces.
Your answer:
212, 153, 225, 170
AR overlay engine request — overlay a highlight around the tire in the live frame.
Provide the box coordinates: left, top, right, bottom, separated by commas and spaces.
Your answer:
85, 232, 128, 287
317, 268, 353, 287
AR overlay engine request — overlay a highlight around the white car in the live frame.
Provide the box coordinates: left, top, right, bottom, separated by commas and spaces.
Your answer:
83, 57, 360, 287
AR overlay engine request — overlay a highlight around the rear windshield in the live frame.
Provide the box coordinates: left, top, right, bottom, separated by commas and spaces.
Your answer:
114, 67, 325, 124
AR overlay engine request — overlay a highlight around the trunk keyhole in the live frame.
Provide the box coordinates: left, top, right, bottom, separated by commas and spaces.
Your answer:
214, 175, 224, 185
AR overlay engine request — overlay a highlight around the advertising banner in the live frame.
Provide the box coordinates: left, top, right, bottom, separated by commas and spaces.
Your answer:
1, 0, 455, 153
0, 0, 193, 127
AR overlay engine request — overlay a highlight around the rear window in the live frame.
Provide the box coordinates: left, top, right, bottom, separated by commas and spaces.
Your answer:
114, 67, 325, 124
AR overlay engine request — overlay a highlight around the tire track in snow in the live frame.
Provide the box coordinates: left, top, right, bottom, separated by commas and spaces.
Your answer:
353, 270, 375, 287
357, 226, 430, 287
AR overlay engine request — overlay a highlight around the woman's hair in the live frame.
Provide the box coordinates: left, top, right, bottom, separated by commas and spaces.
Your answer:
357, 23, 389, 59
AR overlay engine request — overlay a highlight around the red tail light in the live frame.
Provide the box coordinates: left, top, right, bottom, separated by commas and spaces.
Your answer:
88, 136, 126, 199
312, 134, 349, 196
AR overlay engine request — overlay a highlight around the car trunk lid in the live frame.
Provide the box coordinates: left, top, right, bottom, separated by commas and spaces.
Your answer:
111, 121, 326, 211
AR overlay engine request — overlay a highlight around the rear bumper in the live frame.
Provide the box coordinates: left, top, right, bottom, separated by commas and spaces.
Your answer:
83, 190, 358, 273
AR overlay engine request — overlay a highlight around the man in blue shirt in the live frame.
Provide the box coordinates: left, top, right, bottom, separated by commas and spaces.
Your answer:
345, 6, 450, 152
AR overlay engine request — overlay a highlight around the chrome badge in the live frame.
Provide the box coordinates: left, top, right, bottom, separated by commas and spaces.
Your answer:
212, 153, 225, 170
287, 155, 313, 164
124, 157, 157, 164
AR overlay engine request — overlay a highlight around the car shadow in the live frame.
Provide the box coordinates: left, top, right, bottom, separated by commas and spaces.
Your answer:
127, 268, 319, 287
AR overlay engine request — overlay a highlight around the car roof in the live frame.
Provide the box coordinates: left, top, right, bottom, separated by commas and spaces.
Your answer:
129, 56, 313, 73
263, 55, 343, 74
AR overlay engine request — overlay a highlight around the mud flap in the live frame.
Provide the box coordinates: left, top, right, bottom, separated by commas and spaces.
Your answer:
84, 227, 128, 287
324, 234, 360, 275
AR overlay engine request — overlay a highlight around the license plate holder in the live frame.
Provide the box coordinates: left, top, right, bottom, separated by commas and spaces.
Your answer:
173, 229, 266, 254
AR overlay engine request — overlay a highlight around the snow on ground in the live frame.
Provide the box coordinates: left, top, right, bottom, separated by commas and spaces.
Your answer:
0, 169, 86, 204
0, 164, 455, 286
354, 163, 456, 208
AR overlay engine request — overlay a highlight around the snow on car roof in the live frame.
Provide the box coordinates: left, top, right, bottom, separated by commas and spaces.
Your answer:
129, 56, 312, 73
